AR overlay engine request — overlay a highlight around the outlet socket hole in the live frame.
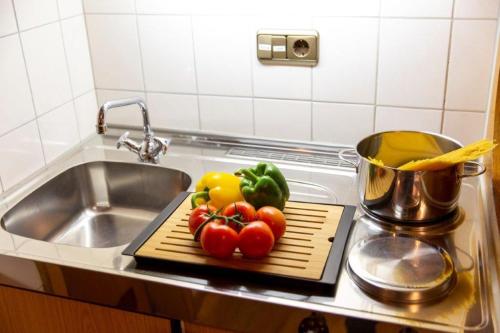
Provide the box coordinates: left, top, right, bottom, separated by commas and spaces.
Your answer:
292, 39, 310, 58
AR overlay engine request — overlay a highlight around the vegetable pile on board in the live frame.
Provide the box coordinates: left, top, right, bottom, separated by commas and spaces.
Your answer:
189, 162, 289, 259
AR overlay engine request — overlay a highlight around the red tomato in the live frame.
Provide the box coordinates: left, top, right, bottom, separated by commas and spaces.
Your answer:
222, 201, 256, 232
256, 206, 286, 240
200, 222, 239, 258
188, 204, 216, 235
238, 221, 275, 258
223, 201, 256, 221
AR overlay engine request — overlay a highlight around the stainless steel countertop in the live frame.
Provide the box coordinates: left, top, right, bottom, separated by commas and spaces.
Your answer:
0, 127, 498, 333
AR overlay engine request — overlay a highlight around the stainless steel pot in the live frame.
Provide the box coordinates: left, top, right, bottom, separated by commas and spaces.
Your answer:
340, 131, 486, 223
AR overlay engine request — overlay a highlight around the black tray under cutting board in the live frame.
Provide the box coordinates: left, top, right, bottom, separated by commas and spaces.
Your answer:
123, 192, 355, 294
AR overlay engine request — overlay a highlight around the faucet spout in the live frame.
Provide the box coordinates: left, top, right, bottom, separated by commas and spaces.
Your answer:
96, 97, 169, 164
96, 105, 107, 134
96, 97, 153, 137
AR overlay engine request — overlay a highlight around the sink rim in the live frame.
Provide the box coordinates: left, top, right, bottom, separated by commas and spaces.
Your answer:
0, 159, 192, 249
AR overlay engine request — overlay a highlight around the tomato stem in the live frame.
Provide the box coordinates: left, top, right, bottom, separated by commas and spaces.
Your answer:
193, 215, 217, 241
193, 212, 248, 241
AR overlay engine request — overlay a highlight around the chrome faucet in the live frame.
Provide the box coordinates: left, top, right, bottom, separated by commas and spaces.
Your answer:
96, 97, 170, 164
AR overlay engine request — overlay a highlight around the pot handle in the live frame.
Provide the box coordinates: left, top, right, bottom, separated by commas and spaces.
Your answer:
458, 161, 486, 179
338, 148, 360, 172
455, 246, 474, 272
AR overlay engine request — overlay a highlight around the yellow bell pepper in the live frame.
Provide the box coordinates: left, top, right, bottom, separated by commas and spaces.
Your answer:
191, 172, 243, 209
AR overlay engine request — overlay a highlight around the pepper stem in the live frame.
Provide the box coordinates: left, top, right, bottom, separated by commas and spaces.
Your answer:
238, 169, 260, 183
191, 191, 210, 208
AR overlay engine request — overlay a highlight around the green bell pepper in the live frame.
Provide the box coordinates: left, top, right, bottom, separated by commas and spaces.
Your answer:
235, 162, 290, 210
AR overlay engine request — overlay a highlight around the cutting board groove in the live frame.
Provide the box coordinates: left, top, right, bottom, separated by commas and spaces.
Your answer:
135, 194, 344, 280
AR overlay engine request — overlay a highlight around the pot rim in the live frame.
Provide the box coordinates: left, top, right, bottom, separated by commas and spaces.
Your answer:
355, 130, 464, 172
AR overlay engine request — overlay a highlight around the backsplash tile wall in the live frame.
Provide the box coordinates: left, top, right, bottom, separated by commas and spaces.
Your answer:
0, 0, 97, 192
84, 0, 499, 148
1, 0, 499, 192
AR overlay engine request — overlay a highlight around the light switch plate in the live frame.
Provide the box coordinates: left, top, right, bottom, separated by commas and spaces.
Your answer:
271, 35, 287, 59
257, 34, 272, 59
256, 29, 319, 66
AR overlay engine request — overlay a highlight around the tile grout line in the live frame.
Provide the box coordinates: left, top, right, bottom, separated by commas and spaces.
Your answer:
55, 0, 83, 142
440, 0, 456, 133
372, 2, 383, 133
0, 90, 94, 139
9, 0, 47, 166
248, 18, 256, 137
310, 66, 313, 141
0, 30, 21, 39
310, 16, 314, 141
483, 14, 500, 138
189, 15, 202, 131
83, 12, 499, 21
6, 13, 84, 36
92, 87, 488, 113
81, 0, 99, 116
133, 0, 148, 107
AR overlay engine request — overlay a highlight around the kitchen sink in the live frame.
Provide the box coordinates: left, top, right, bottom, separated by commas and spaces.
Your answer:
1, 161, 191, 248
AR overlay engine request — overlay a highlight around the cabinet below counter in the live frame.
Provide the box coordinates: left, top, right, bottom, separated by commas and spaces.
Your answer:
0, 285, 231, 333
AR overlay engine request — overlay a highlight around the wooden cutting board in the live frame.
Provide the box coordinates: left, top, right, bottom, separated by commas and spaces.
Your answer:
129, 193, 349, 281
123, 192, 356, 288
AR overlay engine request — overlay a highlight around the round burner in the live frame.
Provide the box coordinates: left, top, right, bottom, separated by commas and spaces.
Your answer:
347, 236, 456, 304
360, 207, 465, 237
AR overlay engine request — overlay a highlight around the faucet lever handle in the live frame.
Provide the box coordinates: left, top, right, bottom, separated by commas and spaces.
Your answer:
153, 136, 170, 155
116, 131, 141, 154
116, 131, 130, 149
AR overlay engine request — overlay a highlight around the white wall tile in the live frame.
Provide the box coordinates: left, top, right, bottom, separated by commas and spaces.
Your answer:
136, 0, 193, 14
252, 16, 312, 100
74, 90, 98, 139
184, 0, 257, 15
312, 103, 374, 146
442, 111, 485, 144
86, 15, 144, 90
0, 0, 98, 191
254, 99, 311, 141
61, 16, 94, 96
381, 0, 452, 17
445, 20, 497, 111
253, 64, 311, 100
313, 18, 378, 104
454, 0, 500, 18
0, 35, 35, 135
38, 102, 80, 162
0, 121, 45, 190
138, 16, 196, 94
83, 0, 135, 13
0, 0, 17, 37
13, 0, 59, 30
375, 106, 442, 132
96, 89, 146, 126
21, 23, 72, 114
310, 0, 380, 16
193, 16, 252, 96
138, 0, 379, 17
190, 0, 262, 15
147, 93, 199, 130
377, 19, 450, 109
199, 96, 253, 135
58, 0, 83, 18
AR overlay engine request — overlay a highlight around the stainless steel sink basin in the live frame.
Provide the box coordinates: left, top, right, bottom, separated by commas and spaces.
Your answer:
1, 161, 191, 248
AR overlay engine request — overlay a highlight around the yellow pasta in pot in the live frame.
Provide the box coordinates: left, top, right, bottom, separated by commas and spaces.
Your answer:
398, 139, 496, 171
